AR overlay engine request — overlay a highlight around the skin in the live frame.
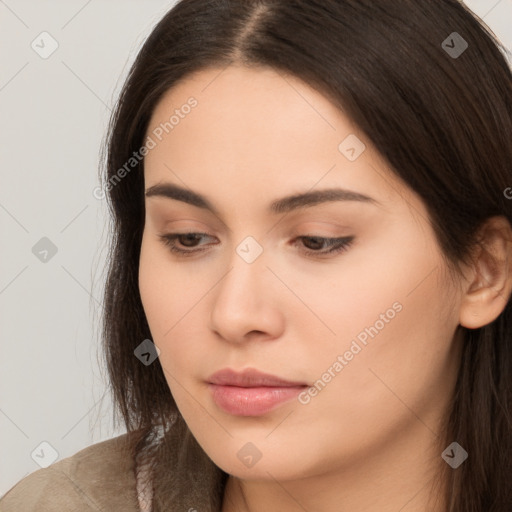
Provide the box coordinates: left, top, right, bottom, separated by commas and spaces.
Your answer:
138, 64, 512, 511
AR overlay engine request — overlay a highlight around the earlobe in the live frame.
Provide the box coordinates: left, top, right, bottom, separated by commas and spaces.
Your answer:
459, 216, 512, 330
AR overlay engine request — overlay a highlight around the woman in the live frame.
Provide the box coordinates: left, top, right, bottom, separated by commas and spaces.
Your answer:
2, 0, 512, 511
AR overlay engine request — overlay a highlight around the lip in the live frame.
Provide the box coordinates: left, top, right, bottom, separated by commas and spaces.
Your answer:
207, 368, 308, 416
207, 368, 308, 387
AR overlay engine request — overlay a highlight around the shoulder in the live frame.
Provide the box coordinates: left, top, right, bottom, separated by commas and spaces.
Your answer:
0, 432, 141, 512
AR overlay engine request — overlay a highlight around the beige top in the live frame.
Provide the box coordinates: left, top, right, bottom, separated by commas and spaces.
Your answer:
0, 433, 151, 511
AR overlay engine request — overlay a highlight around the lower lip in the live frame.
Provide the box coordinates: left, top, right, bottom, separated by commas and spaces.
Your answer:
208, 384, 307, 416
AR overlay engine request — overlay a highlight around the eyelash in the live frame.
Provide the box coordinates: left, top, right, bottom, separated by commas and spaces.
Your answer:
158, 232, 355, 259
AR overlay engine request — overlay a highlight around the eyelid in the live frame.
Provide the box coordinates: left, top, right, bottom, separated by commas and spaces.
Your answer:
157, 230, 355, 259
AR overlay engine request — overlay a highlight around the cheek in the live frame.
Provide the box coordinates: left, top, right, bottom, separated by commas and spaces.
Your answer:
138, 236, 207, 373
285, 236, 412, 353
332, 284, 456, 433
138, 235, 183, 349
302, 226, 458, 404
139, 237, 168, 333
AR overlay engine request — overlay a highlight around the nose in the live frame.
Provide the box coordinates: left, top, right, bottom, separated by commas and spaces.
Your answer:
208, 244, 285, 344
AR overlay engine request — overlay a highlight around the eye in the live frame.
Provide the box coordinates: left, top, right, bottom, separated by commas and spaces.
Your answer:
158, 232, 354, 258
158, 232, 215, 256
293, 235, 354, 257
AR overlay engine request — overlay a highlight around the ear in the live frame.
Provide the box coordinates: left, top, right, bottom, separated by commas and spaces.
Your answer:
459, 216, 512, 329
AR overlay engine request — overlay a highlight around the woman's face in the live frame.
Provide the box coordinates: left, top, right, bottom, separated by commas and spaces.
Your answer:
139, 65, 464, 481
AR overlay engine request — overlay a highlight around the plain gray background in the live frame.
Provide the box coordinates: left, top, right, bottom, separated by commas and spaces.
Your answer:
1, 0, 511, 497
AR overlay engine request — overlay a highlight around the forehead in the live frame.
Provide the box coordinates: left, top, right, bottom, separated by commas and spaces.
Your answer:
143, 65, 420, 218
147, 64, 356, 154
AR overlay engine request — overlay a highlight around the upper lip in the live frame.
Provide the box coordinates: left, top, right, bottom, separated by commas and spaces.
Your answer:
207, 368, 308, 387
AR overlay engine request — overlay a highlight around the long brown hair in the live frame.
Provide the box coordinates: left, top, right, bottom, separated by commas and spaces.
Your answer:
98, 1, 512, 510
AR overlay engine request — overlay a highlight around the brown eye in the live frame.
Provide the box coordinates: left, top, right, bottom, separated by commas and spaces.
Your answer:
158, 232, 355, 259
158, 232, 215, 256
293, 235, 355, 257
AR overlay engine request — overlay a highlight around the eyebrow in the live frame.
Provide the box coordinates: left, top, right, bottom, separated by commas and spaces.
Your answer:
145, 182, 380, 215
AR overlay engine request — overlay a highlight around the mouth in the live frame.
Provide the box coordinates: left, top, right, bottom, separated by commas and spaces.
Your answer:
207, 367, 309, 416
207, 367, 308, 387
